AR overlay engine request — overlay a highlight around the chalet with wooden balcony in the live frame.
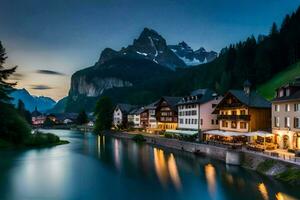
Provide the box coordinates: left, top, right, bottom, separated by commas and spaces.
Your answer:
155, 96, 182, 130
213, 81, 271, 133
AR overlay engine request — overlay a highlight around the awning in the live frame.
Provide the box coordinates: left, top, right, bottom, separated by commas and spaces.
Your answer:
165, 129, 198, 136
204, 130, 273, 137
246, 131, 273, 137
204, 130, 247, 137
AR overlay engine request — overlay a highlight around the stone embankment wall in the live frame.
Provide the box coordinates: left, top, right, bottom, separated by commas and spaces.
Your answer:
242, 151, 299, 176
144, 136, 227, 161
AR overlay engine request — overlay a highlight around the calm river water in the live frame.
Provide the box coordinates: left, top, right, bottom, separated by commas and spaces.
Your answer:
0, 129, 299, 200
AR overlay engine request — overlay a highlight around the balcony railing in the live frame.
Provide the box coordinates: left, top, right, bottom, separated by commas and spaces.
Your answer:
217, 115, 250, 121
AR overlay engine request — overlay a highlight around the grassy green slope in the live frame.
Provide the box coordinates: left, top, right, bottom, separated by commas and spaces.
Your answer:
258, 61, 300, 100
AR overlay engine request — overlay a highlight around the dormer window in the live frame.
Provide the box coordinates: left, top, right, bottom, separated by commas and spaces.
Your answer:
286, 88, 290, 96
279, 89, 284, 97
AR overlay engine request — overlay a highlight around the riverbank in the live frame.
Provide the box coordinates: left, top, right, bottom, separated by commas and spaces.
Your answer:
0, 132, 69, 149
104, 130, 300, 185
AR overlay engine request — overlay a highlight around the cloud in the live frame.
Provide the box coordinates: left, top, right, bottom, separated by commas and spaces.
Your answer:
36, 70, 65, 76
31, 85, 53, 90
11, 73, 24, 80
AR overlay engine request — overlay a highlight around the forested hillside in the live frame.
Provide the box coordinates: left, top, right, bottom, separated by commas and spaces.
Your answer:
172, 6, 300, 95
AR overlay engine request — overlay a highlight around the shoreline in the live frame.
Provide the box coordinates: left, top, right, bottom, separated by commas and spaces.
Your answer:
103, 130, 300, 185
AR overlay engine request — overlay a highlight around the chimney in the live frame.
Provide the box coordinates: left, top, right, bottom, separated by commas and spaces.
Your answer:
243, 80, 251, 96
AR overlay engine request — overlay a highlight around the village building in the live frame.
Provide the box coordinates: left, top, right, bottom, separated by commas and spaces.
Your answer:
47, 113, 78, 124
272, 78, 300, 150
155, 96, 182, 131
113, 103, 137, 127
205, 81, 272, 149
127, 107, 147, 128
145, 101, 159, 131
176, 89, 222, 137
31, 107, 46, 125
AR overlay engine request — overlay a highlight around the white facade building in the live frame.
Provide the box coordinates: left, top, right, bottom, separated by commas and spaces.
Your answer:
113, 107, 123, 127
177, 89, 222, 131
113, 104, 137, 127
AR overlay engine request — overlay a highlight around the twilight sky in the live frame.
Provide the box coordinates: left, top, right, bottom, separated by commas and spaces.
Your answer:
0, 0, 300, 101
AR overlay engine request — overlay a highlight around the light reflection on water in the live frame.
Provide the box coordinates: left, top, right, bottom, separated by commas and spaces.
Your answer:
258, 183, 269, 200
205, 163, 216, 199
0, 130, 299, 200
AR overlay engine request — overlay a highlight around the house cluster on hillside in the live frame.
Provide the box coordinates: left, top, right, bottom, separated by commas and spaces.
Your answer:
113, 78, 300, 153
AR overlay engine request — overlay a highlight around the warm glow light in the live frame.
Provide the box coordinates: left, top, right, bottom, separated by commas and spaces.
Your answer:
225, 174, 234, 185
153, 148, 168, 187
276, 192, 298, 200
205, 164, 216, 199
258, 183, 269, 200
167, 153, 182, 190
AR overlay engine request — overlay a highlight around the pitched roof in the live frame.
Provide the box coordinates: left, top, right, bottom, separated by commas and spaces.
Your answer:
131, 107, 148, 115
157, 96, 182, 111
162, 96, 182, 107
177, 89, 218, 106
228, 90, 271, 108
116, 103, 137, 114
279, 77, 300, 89
145, 100, 159, 109
272, 90, 300, 102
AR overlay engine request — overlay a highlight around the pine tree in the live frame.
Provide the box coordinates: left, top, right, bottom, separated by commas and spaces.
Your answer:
76, 109, 88, 125
17, 100, 32, 124
0, 41, 17, 102
94, 96, 113, 133
270, 22, 279, 36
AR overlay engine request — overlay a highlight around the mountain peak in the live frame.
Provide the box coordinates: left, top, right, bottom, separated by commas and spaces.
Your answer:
195, 47, 206, 53
178, 41, 190, 49
96, 28, 186, 69
98, 48, 119, 64
140, 28, 160, 38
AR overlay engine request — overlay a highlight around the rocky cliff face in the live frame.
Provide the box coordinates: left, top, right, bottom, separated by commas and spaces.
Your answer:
70, 75, 133, 98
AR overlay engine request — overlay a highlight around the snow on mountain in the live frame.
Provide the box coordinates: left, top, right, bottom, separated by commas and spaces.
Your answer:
97, 28, 186, 70
169, 41, 217, 66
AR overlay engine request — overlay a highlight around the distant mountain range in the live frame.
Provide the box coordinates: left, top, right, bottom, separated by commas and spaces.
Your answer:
169, 41, 217, 66
10, 88, 56, 112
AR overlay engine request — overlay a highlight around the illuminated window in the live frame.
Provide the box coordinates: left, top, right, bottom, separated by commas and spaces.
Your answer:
285, 104, 290, 112
231, 121, 237, 129
285, 117, 290, 128
222, 121, 228, 127
240, 122, 247, 129
275, 104, 280, 112
274, 117, 280, 127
